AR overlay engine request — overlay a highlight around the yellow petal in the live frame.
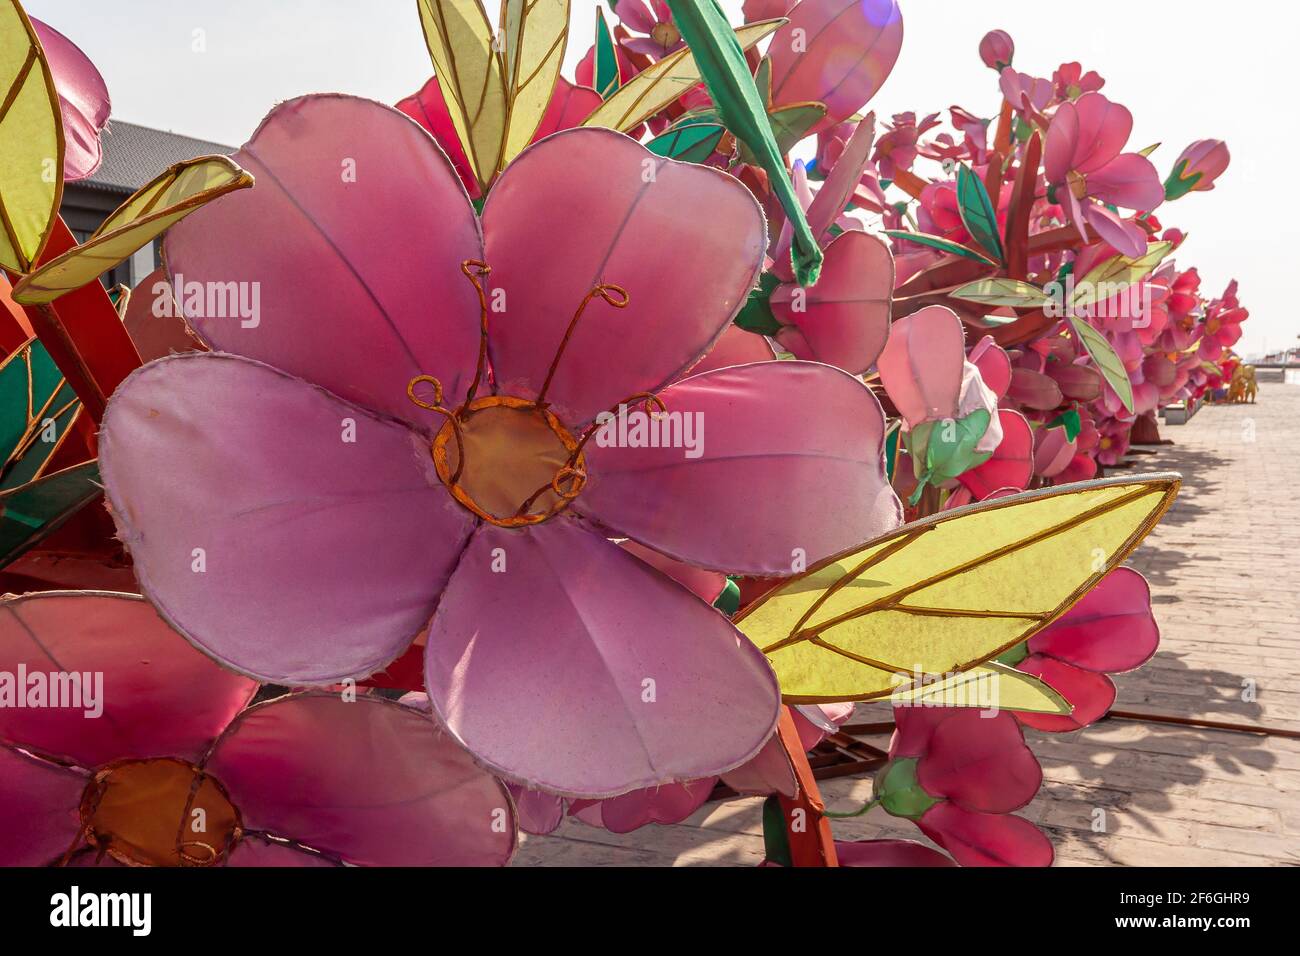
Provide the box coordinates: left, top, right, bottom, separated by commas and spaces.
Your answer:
581, 18, 784, 133
500, 0, 569, 165
12, 156, 253, 305
736, 474, 1179, 703
417, 0, 508, 192
890, 662, 1072, 715
0, 0, 62, 273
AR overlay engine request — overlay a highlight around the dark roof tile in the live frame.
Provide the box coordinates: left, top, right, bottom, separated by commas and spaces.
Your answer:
82, 120, 235, 193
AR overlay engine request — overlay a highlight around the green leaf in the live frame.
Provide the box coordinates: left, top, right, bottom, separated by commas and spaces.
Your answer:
910, 409, 992, 505
956, 164, 1004, 262
0, 338, 83, 490
1046, 408, 1082, 442
761, 795, 793, 867
665, 0, 822, 286
738, 102, 826, 163
1068, 241, 1173, 310
593, 6, 621, 99
883, 230, 998, 266
1069, 317, 1134, 413
713, 578, 741, 616
875, 758, 941, 820
646, 120, 727, 163
0, 461, 100, 568
1163, 158, 1202, 201
733, 272, 783, 335
952, 277, 1052, 309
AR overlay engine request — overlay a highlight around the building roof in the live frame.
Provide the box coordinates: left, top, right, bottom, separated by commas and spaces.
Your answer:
80, 120, 235, 194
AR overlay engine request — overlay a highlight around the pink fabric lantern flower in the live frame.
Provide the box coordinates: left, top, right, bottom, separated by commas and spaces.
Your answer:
979, 30, 1014, 71
1007, 568, 1160, 732
97, 96, 903, 801
1165, 139, 1230, 200
879, 707, 1052, 867
31, 17, 110, 182
1052, 62, 1104, 102
615, 0, 684, 58
0, 593, 516, 867
1044, 92, 1164, 257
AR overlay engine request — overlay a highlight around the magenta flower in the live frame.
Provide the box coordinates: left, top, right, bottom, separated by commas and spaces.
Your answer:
97, 95, 901, 800
873, 111, 941, 180
880, 707, 1052, 867
979, 29, 1014, 71
0, 593, 515, 867
1044, 92, 1164, 256
31, 17, 110, 182
1165, 139, 1231, 199
1052, 62, 1105, 102
615, 0, 684, 58
1012, 568, 1160, 732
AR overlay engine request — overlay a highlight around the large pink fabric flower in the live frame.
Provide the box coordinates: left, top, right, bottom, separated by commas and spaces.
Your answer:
882, 707, 1052, 867
98, 95, 901, 800
1044, 93, 1164, 257
615, 0, 684, 58
0, 593, 515, 867
31, 17, 110, 182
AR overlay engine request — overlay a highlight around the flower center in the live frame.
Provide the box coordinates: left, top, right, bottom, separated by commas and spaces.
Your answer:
651, 21, 681, 49
77, 758, 241, 867
408, 260, 663, 529
1066, 169, 1089, 200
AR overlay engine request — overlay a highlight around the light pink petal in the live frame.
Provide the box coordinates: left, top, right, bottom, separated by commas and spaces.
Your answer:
1049, 362, 1103, 402
531, 77, 603, 141
1029, 567, 1159, 672
792, 701, 853, 751
767, 0, 904, 131
720, 735, 798, 797
165, 94, 483, 428
771, 231, 893, 374
0, 593, 256, 768
1016, 656, 1116, 732
836, 838, 956, 867
919, 802, 1053, 867
1082, 203, 1147, 258
918, 710, 1041, 813
969, 335, 1012, 398
483, 128, 764, 426
806, 118, 878, 245
99, 353, 474, 685
506, 784, 567, 835
225, 836, 340, 867
396, 75, 478, 197
1007, 367, 1064, 410
1034, 425, 1077, 478
578, 361, 902, 575
616, 0, 659, 34
32, 19, 110, 182
575, 779, 715, 833
878, 305, 966, 427
0, 746, 86, 866
620, 539, 727, 604
687, 324, 776, 376
207, 694, 516, 866
1043, 99, 1079, 184
1069, 93, 1133, 174
1088, 153, 1164, 211
424, 520, 782, 798
958, 409, 1033, 499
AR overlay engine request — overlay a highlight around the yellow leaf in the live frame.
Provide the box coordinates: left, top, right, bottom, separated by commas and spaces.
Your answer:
581, 18, 783, 133
12, 156, 253, 305
0, 0, 62, 272
418, 0, 508, 192
500, 0, 569, 165
1069, 240, 1174, 310
735, 474, 1179, 703
891, 662, 1072, 716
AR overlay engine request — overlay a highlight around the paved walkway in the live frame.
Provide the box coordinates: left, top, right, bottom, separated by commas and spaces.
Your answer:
516, 381, 1300, 866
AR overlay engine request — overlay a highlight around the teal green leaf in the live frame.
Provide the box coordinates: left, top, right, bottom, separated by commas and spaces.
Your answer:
0, 339, 84, 491
734, 271, 782, 336
956, 164, 1004, 262
761, 795, 793, 866
0, 461, 101, 568
883, 230, 997, 266
646, 120, 727, 163
666, 0, 822, 286
1046, 408, 1082, 442
594, 6, 620, 99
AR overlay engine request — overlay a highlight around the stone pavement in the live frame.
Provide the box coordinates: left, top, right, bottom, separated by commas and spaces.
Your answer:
515, 381, 1300, 866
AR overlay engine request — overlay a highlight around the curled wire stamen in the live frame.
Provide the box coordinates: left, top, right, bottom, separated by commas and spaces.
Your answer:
460, 259, 493, 406
535, 282, 631, 407
177, 841, 219, 866
569, 391, 668, 462
408, 374, 467, 484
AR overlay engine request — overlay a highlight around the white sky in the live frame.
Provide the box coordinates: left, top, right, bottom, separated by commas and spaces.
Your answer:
25, 0, 1292, 356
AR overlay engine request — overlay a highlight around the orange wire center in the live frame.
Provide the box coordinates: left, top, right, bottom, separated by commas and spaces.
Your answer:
407, 260, 655, 529
78, 757, 242, 867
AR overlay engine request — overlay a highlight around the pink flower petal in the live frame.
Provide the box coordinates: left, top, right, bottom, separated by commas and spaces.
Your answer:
482, 128, 764, 426
889, 705, 951, 758
836, 838, 956, 867
619, 539, 727, 603
969, 335, 1012, 398
1008, 367, 1063, 410
207, 694, 516, 866
720, 734, 798, 797
573, 779, 715, 833
771, 231, 894, 374
958, 409, 1034, 499
424, 519, 782, 798
686, 324, 776, 376
767, 0, 904, 130
0, 745, 86, 866
1016, 656, 1117, 732
164, 94, 483, 428
1069, 93, 1134, 175
917, 710, 1042, 813
532, 77, 603, 141
1029, 567, 1159, 672
32, 19, 110, 182
0, 593, 256, 768
918, 802, 1053, 867
225, 836, 340, 866
878, 305, 966, 427
578, 361, 902, 575
396, 75, 478, 197
99, 354, 474, 684
1088, 153, 1164, 211
506, 784, 567, 835
123, 266, 203, 362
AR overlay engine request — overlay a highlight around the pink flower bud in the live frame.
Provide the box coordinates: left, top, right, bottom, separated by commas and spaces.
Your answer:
979, 29, 1014, 71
